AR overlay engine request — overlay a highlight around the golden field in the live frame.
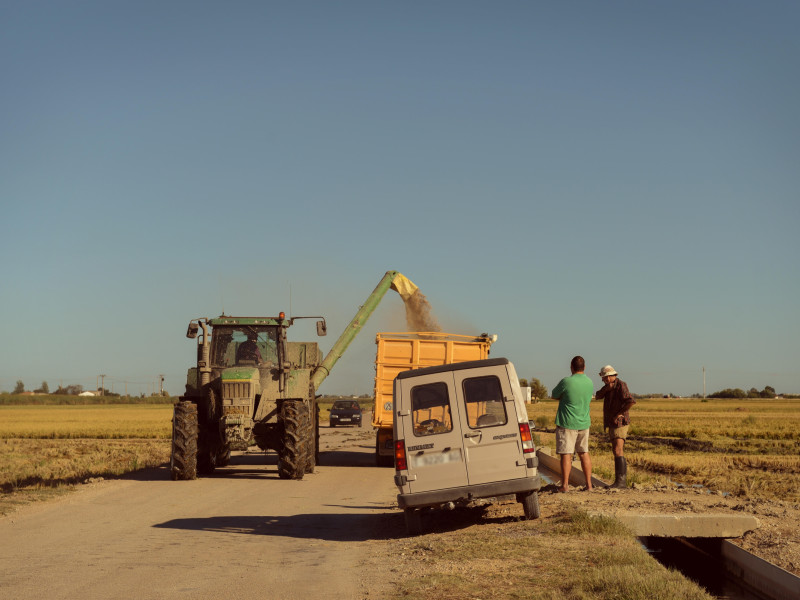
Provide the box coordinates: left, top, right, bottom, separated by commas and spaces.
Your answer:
1, 398, 799, 510
528, 397, 800, 501
0, 404, 172, 512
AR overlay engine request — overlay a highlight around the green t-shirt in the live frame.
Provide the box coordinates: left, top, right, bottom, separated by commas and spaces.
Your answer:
552, 373, 593, 430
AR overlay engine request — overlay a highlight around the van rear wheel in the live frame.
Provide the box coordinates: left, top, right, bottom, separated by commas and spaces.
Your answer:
520, 491, 540, 520
404, 507, 423, 536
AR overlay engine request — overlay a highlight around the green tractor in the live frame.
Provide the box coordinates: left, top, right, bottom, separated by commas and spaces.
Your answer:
170, 270, 415, 481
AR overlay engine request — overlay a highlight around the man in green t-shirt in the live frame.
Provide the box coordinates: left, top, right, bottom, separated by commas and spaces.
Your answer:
551, 356, 594, 492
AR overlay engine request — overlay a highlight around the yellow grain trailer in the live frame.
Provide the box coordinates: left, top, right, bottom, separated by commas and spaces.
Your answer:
372, 332, 495, 466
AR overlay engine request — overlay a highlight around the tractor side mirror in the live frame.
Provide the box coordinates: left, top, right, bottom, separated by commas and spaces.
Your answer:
186, 323, 199, 339
316, 320, 327, 336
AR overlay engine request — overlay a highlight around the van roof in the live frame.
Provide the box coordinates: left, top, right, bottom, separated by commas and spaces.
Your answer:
396, 357, 510, 380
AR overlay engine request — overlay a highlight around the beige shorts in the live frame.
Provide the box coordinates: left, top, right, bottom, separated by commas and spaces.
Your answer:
556, 426, 590, 454
609, 425, 629, 440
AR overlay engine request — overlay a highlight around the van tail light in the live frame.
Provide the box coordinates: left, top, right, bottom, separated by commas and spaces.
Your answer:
394, 439, 408, 471
519, 422, 535, 454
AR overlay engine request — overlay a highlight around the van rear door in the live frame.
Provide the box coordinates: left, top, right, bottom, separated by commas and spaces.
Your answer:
452, 364, 527, 486
396, 372, 468, 494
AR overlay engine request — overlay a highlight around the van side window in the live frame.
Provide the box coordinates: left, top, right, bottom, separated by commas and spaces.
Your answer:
463, 376, 508, 428
410, 382, 453, 436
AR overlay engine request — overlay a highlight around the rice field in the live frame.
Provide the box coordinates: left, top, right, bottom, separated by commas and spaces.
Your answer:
527, 397, 800, 502
0, 404, 174, 439
0, 403, 173, 511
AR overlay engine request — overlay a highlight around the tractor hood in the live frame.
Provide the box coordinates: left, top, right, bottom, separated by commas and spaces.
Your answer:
221, 366, 260, 381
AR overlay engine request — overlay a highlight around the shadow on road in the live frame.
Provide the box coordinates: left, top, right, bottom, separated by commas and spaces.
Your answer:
153, 511, 406, 541
318, 450, 375, 467
122, 448, 382, 482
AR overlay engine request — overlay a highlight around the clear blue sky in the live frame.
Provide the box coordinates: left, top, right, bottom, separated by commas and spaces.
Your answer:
2, 1, 798, 397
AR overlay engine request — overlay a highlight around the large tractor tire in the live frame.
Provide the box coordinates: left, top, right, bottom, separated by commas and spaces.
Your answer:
304, 400, 317, 474
216, 443, 231, 467
170, 401, 198, 481
197, 388, 221, 475
278, 400, 309, 480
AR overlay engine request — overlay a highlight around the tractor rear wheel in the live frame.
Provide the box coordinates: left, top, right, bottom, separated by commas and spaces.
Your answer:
278, 400, 309, 480
170, 401, 198, 481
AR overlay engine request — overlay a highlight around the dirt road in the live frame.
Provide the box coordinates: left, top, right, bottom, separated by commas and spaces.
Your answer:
0, 419, 400, 600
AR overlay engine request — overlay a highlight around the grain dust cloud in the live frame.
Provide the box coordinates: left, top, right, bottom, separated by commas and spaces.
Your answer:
403, 289, 441, 332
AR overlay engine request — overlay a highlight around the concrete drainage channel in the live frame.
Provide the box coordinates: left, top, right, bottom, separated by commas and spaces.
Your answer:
640, 536, 799, 600
535, 448, 800, 600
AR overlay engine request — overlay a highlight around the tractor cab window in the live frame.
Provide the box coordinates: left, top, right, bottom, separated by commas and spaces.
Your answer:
211, 326, 279, 367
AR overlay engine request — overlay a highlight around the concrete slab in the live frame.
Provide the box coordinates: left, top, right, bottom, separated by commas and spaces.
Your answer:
594, 511, 760, 538
536, 447, 607, 488
535, 448, 760, 539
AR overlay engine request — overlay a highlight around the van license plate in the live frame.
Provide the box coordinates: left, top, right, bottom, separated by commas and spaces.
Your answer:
339, 418, 351, 422
411, 449, 462, 468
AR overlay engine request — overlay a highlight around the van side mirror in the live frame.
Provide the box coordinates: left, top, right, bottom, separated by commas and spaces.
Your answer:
186, 323, 199, 339
316, 320, 327, 336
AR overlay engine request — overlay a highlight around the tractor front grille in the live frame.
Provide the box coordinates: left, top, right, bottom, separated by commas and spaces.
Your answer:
223, 381, 251, 400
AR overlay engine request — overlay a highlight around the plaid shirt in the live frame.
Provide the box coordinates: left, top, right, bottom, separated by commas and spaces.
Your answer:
596, 379, 635, 429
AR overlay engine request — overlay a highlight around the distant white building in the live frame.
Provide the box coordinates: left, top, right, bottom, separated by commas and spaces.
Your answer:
79, 391, 96, 397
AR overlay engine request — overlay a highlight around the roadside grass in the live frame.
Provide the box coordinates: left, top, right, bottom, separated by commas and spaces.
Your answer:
527, 397, 800, 502
390, 506, 712, 600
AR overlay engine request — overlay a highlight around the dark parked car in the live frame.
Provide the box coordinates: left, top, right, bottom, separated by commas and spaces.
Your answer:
329, 400, 362, 427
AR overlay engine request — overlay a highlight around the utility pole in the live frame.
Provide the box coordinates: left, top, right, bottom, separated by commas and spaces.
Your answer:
702, 366, 706, 399
100, 374, 106, 396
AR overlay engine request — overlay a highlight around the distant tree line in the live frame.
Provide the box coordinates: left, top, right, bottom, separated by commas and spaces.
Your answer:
3, 380, 167, 398
708, 386, 777, 399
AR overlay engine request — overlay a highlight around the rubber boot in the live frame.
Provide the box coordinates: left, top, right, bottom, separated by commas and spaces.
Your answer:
610, 456, 627, 489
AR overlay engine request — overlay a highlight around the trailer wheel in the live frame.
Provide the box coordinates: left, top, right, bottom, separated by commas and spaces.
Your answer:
170, 401, 198, 481
520, 491, 541, 520
278, 400, 308, 480
404, 507, 423, 536
375, 432, 393, 467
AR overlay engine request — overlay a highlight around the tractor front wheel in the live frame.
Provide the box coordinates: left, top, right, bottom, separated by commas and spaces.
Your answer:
170, 401, 198, 481
278, 400, 309, 480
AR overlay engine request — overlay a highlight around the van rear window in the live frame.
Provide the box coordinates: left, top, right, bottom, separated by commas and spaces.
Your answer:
410, 382, 453, 436
463, 376, 508, 428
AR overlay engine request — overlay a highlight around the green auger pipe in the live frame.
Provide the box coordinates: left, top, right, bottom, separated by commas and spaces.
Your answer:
310, 270, 417, 390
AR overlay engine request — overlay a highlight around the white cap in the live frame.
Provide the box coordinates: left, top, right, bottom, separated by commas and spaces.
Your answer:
599, 365, 618, 377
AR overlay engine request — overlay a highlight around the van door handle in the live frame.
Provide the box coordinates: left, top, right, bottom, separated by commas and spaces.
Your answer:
464, 431, 481, 438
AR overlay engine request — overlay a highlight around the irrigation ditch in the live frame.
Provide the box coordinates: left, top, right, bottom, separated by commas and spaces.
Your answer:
536, 450, 800, 600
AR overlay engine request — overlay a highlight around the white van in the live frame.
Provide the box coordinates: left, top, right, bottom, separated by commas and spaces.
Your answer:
392, 357, 542, 535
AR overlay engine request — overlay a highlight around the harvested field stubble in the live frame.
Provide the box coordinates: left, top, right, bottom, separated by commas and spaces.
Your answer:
528, 397, 800, 502
0, 403, 172, 514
